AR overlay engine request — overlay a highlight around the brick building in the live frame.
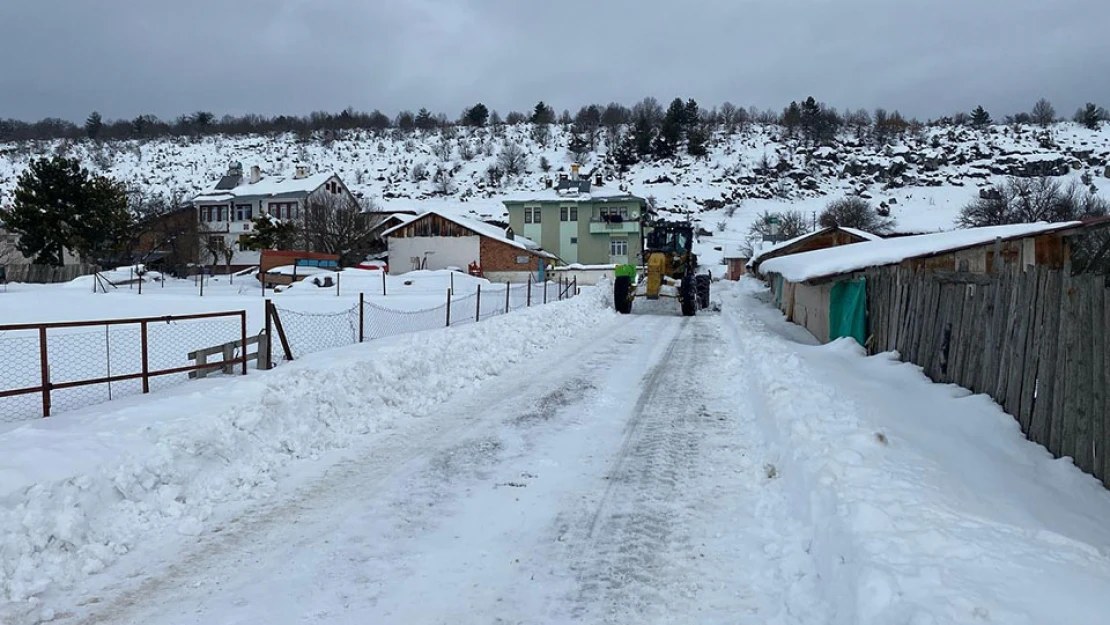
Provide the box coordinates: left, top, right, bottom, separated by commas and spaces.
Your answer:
382, 211, 557, 281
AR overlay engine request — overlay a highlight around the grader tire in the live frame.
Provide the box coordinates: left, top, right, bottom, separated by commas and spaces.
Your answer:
614, 275, 633, 314
695, 275, 711, 309
680, 276, 696, 317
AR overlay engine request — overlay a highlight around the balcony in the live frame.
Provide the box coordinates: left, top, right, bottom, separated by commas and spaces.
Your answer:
589, 219, 640, 235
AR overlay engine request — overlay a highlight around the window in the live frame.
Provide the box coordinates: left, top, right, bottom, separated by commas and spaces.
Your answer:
524, 206, 542, 224
207, 236, 225, 250
199, 205, 226, 222
235, 204, 252, 221
533, 207, 541, 224
570, 237, 578, 244
524, 207, 533, 224
560, 207, 568, 222
599, 206, 629, 222
610, 238, 628, 257
268, 202, 299, 220
570, 206, 578, 221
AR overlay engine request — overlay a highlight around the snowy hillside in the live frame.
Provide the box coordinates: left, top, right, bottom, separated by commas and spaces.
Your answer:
2, 122, 1110, 265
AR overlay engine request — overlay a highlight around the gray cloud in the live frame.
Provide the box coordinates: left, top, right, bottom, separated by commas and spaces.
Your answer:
1, 0, 1108, 123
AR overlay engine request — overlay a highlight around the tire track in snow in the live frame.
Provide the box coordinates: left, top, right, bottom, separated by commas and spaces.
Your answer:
64, 313, 664, 625
561, 311, 831, 624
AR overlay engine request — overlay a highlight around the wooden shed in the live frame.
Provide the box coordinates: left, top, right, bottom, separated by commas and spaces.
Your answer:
759, 220, 1107, 345
749, 226, 881, 277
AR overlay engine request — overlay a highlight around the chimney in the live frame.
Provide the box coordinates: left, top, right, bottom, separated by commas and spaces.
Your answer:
595, 173, 603, 186
570, 163, 580, 181
294, 165, 309, 180
545, 177, 553, 189
250, 165, 261, 184
228, 160, 243, 177
505, 227, 515, 241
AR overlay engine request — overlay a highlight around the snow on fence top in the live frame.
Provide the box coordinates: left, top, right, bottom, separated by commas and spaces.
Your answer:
759, 221, 1082, 283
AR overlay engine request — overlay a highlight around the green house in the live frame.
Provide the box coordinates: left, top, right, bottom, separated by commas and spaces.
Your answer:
503, 177, 647, 266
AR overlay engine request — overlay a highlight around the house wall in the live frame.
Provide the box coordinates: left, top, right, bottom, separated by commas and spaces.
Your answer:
790, 281, 833, 343
726, 258, 749, 280
388, 236, 480, 274
480, 236, 542, 273
905, 235, 1071, 275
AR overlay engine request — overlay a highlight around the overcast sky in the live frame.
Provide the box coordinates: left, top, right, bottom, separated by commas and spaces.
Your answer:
2, 0, 1109, 124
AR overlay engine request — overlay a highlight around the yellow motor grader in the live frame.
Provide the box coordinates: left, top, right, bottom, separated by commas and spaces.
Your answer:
613, 220, 710, 316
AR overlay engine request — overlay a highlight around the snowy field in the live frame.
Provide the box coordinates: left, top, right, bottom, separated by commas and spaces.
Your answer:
2, 279, 1110, 624
0, 268, 566, 424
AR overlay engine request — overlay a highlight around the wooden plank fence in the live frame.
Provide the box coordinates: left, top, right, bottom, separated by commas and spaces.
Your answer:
866, 265, 1110, 487
1, 263, 98, 284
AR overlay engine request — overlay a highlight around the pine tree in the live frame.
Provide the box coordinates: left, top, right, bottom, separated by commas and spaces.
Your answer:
1074, 102, 1109, 130
414, 108, 436, 130
611, 132, 639, 170
683, 99, 700, 130
632, 115, 655, 157
0, 156, 131, 265
85, 111, 102, 140
686, 124, 709, 157
654, 98, 687, 158
781, 101, 802, 138
241, 214, 298, 251
970, 105, 992, 128
531, 101, 556, 125
464, 103, 489, 127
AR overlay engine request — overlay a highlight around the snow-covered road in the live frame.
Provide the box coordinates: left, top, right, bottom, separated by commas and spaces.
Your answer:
66, 306, 828, 625
10, 280, 1110, 625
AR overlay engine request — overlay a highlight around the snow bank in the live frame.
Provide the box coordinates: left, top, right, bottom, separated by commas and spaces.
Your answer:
724, 279, 1110, 625
760, 221, 1080, 281
0, 286, 613, 616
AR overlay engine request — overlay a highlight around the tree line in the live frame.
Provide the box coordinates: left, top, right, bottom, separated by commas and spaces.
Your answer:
3, 96, 1107, 144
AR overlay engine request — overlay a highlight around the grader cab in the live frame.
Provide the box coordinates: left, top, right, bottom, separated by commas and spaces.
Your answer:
613, 220, 710, 316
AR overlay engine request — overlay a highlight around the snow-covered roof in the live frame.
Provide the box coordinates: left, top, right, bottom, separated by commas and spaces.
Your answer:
192, 171, 336, 203
501, 189, 645, 204
749, 226, 881, 265
760, 221, 1083, 283
380, 210, 557, 259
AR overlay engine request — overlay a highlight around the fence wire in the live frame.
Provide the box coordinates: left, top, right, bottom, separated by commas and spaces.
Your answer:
362, 302, 448, 341
0, 331, 42, 423
0, 314, 244, 423
273, 304, 360, 362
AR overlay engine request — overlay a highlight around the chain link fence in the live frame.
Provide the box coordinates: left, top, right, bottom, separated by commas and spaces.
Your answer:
266, 278, 578, 364
0, 312, 246, 424
1, 277, 578, 423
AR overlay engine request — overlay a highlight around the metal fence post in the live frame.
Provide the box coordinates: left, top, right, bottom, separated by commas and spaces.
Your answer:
141, 320, 150, 393
264, 299, 273, 369
446, 288, 452, 327
39, 326, 50, 417
527, 277, 531, 307
505, 281, 511, 313
239, 311, 248, 375
382, 270, 387, 296
336, 271, 341, 297
544, 280, 548, 304
476, 284, 482, 322
359, 292, 365, 342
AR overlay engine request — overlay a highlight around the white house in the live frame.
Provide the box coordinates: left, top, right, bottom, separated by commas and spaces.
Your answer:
190, 162, 357, 270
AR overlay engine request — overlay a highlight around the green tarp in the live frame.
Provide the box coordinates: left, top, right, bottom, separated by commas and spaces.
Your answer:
829, 278, 867, 345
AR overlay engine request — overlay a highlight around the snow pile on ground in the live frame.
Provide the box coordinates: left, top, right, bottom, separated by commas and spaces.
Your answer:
0, 285, 613, 618
724, 279, 1110, 625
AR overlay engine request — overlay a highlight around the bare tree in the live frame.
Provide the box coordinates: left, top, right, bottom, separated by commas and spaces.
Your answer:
300, 192, 386, 266
958, 177, 1108, 228
497, 141, 527, 177
1031, 98, 1056, 127
819, 197, 893, 233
